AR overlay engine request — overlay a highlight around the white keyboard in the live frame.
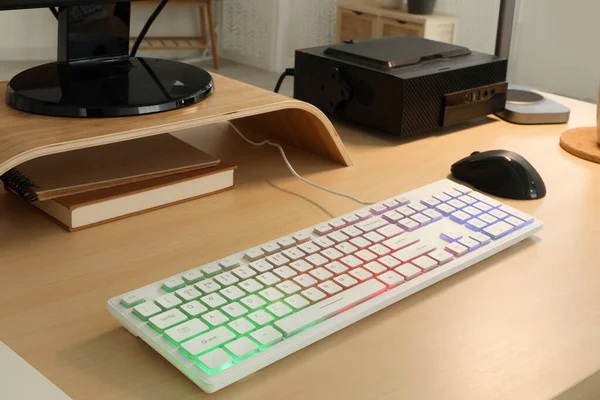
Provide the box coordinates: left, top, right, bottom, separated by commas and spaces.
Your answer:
108, 179, 543, 393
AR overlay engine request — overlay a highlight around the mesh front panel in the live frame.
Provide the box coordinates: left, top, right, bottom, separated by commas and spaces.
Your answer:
402, 61, 507, 136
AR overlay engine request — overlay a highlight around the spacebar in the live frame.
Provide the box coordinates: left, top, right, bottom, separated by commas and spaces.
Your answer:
274, 279, 386, 337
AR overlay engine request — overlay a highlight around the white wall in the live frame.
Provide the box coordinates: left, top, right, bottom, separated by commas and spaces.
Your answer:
509, 0, 600, 102
0, 5, 208, 61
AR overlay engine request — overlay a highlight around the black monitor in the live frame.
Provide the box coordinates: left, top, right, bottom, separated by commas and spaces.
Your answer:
0, 1, 213, 117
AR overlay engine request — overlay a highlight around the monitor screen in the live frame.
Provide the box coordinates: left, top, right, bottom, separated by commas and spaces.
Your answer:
0, 0, 131, 10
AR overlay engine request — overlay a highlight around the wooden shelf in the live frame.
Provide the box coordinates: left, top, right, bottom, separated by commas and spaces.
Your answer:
0, 73, 352, 176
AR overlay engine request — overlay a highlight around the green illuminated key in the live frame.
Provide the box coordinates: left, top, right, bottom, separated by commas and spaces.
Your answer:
225, 337, 259, 361
196, 348, 234, 375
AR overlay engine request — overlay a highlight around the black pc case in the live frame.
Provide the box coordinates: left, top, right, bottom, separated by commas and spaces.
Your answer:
294, 36, 508, 137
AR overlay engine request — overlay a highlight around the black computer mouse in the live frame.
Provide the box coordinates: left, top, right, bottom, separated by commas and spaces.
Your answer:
451, 150, 546, 200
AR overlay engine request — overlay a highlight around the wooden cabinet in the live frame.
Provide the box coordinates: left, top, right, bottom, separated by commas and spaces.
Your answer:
380, 17, 424, 38
338, 9, 378, 42
336, 0, 458, 44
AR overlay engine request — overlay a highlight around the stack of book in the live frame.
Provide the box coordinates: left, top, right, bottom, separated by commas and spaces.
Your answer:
1, 135, 236, 231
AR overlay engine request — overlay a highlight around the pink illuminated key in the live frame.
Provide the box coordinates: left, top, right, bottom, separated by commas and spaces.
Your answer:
398, 218, 419, 231
370, 204, 388, 215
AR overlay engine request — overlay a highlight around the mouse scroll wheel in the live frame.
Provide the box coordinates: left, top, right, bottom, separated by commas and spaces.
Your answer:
471, 151, 481, 156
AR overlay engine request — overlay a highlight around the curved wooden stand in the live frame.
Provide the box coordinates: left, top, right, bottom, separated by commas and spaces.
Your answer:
0, 74, 352, 176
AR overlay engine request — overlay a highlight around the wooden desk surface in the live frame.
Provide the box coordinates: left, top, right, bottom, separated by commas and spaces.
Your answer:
1, 94, 599, 400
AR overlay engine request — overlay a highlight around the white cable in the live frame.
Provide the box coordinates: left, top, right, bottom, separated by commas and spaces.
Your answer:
229, 123, 375, 206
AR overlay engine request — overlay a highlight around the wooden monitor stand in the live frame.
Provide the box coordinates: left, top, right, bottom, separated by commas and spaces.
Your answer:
0, 73, 352, 176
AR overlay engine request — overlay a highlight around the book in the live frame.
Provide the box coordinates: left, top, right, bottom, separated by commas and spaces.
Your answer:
24, 163, 236, 232
0, 134, 220, 202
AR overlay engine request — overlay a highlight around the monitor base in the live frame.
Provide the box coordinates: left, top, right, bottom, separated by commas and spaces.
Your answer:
6, 57, 214, 118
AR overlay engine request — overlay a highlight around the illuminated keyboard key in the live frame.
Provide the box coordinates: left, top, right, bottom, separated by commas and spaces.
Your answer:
334, 274, 358, 288
289, 259, 313, 273
162, 277, 186, 292
247, 310, 275, 326
318, 280, 343, 295
482, 221, 514, 239
309, 267, 334, 282
466, 218, 487, 231
462, 206, 483, 217
149, 309, 188, 332
175, 286, 203, 302
266, 253, 290, 267
369, 244, 391, 256
194, 279, 221, 294
421, 197, 441, 207
219, 257, 240, 270
433, 192, 451, 202
376, 271, 405, 288
314, 224, 332, 235
435, 203, 456, 216
225, 337, 258, 361
356, 217, 388, 233
412, 256, 438, 272
256, 272, 281, 286
180, 300, 208, 317
383, 233, 419, 251
327, 231, 350, 244
293, 232, 311, 244
364, 231, 385, 243
200, 293, 228, 309
355, 249, 378, 262
382, 210, 403, 223
301, 287, 326, 302
349, 267, 373, 282
276, 280, 302, 295
274, 280, 385, 337
336, 242, 358, 255
340, 255, 363, 268
266, 302, 293, 318
445, 242, 469, 257
428, 250, 453, 265
408, 202, 427, 212
324, 261, 349, 275
297, 242, 321, 255
155, 293, 183, 310
250, 326, 283, 348
273, 266, 297, 280
244, 249, 265, 262
395, 264, 421, 280
440, 230, 462, 242
232, 266, 256, 280
133, 302, 162, 320
329, 219, 346, 230
221, 302, 248, 318
182, 270, 204, 284
364, 261, 387, 275
306, 253, 330, 266
396, 206, 416, 217
410, 213, 431, 226
458, 195, 477, 205
458, 238, 480, 251
238, 278, 264, 293
470, 233, 492, 246
398, 218, 419, 231
120, 293, 144, 308
479, 213, 499, 225
165, 319, 209, 344
450, 210, 471, 224
294, 274, 318, 288
379, 255, 401, 269
391, 242, 435, 263
370, 204, 388, 214
258, 288, 284, 303
228, 318, 255, 336
240, 295, 267, 310
473, 202, 492, 212
284, 294, 310, 310
201, 310, 229, 327
197, 348, 233, 372
341, 226, 363, 238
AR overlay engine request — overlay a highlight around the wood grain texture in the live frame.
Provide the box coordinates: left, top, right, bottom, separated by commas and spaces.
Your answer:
1, 94, 599, 400
0, 73, 352, 176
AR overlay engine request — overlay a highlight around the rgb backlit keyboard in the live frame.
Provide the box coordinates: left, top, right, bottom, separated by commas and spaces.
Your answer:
108, 179, 543, 393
